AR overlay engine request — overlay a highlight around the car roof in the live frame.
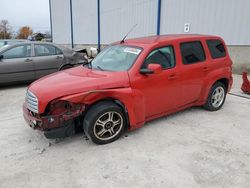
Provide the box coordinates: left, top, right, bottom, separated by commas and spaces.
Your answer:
13, 41, 58, 45
1, 41, 69, 49
123, 34, 222, 46
0, 39, 28, 42
0, 41, 73, 54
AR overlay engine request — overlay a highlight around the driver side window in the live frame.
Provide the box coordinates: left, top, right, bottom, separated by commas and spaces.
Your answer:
2, 45, 31, 59
142, 46, 175, 69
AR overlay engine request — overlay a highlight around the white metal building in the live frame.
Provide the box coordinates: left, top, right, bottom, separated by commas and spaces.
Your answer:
49, 0, 250, 72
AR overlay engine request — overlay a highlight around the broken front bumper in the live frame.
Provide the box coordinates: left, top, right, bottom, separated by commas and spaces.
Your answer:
22, 103, 84, 138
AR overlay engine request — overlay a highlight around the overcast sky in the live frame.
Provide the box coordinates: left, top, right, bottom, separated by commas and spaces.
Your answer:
1, 0, 50, 32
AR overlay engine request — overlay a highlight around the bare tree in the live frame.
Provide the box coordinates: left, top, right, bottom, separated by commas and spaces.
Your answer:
0, 20, 12, 39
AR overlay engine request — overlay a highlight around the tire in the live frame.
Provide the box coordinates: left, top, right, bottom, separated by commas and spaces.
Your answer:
59, 64, 73, 71
204, 82, 226, 111
83, 101, 126, 144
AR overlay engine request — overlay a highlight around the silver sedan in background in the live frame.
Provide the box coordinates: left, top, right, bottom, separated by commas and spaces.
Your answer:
0, 39, 29, 48
0, 42, 85, 85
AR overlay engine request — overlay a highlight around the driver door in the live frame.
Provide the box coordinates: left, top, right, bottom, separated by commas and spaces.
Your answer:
0, 44, 35, 84
131, 45, 182, 118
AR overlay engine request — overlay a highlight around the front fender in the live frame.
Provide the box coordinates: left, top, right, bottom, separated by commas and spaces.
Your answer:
60, 88, 146, 129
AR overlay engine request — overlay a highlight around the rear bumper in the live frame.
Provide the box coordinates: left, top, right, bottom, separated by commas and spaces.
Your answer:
228, 75, 233, 92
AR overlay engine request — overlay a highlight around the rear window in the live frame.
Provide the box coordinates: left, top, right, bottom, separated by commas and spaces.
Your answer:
180, 41, 206, 65
34, 44, 56, 56
206, 39, 226, 59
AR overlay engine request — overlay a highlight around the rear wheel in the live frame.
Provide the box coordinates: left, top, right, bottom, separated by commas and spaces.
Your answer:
83, 101, 126, 144
204, 82, 226, 111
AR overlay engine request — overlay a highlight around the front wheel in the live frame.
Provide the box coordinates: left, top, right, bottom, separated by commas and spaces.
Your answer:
204, 82, 226, 111
83, 101, 126, 144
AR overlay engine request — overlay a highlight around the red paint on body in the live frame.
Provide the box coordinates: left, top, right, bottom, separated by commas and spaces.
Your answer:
23, 34, 233, 132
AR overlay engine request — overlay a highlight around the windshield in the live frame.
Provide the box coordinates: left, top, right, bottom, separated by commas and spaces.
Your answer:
91, 45, 142, 71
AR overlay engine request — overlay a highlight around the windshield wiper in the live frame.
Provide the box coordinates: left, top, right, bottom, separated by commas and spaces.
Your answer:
96, 66, 104, 71
82, 61, 92, 69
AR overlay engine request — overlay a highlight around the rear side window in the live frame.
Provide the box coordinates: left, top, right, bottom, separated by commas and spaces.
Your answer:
56, 47, 63, 55
34, 44, 56, 56
206, 40, 226, 59
180, 41, 206, 64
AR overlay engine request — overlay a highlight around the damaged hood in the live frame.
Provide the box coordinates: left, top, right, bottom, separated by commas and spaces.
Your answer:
28, 66, 130, 113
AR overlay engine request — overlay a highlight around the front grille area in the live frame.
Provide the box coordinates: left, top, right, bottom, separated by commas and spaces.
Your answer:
26, 90, 39, 113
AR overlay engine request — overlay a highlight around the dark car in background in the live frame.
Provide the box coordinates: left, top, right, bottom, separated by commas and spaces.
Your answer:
0, 42, 84, 85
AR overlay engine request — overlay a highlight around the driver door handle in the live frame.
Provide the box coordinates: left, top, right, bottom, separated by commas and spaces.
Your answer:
168, 74, 178, 80
25, 58, 33, 62
56, 56, 63, 59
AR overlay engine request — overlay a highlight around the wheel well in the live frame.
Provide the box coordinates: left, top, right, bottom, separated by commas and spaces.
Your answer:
59, 64, 73, 70
215, 78, 229, 91
84, 98, 130, 129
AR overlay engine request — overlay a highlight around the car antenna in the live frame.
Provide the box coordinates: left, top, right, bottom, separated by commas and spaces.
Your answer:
120, 24, 138, 44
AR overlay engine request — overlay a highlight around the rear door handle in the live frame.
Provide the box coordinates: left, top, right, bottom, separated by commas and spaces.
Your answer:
168, 74, 178, 80
25, 58, 32, 62
56, 56, 63, 59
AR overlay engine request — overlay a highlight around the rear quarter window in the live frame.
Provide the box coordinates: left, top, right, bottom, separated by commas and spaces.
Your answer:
56, 47, 63, 55
34, 44, 56, 56
180, 41, 206, 65
206, 39, 226, 59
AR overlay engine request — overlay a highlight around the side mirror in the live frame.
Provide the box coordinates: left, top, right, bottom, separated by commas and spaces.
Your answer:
140, 64, 162, 74
140, 68, 154, 74
148, 64, 162, 74
0, 55, 3, 61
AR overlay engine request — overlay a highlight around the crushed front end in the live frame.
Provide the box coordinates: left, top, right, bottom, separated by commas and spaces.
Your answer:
23, 90, 85, 139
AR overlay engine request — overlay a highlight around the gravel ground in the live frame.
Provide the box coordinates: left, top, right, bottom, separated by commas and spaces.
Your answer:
0, 75, 250, 188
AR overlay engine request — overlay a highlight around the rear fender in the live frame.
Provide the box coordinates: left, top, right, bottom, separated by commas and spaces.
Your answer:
199, 68, 232, 104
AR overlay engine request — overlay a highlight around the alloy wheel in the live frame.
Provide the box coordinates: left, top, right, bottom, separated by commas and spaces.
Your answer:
211, 86, 225, 108
93, 111, 123, 141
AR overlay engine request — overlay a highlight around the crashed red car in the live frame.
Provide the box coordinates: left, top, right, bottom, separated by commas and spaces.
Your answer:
23, 34, 233, 144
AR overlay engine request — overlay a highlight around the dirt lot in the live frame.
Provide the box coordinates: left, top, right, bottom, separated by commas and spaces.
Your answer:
0, 75, 250, 188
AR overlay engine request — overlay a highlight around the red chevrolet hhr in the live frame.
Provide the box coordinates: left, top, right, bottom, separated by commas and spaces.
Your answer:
23, 34, 233, 144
